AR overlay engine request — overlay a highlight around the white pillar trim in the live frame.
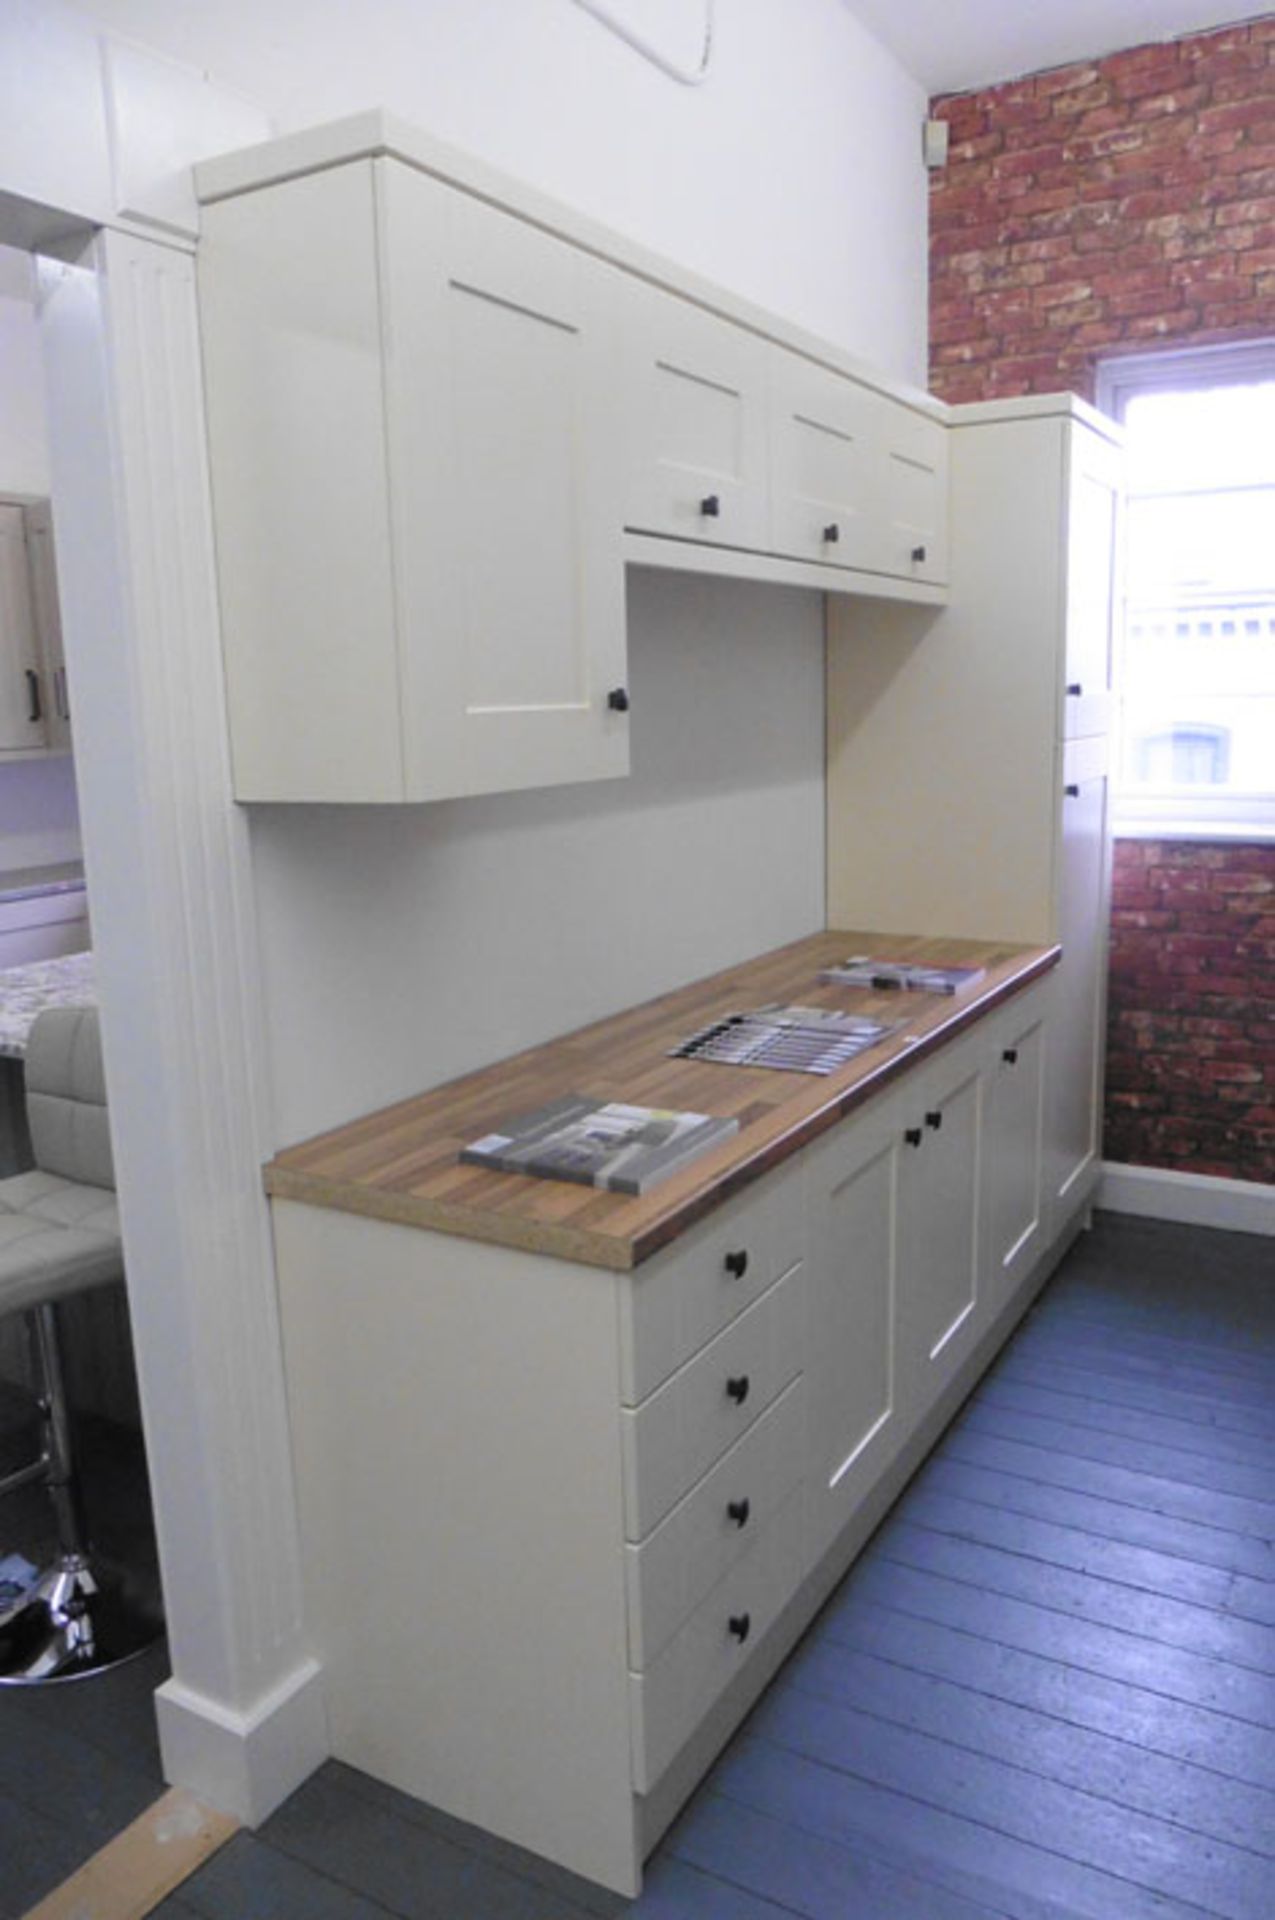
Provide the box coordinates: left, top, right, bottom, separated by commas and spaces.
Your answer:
36, 230, 326, 1823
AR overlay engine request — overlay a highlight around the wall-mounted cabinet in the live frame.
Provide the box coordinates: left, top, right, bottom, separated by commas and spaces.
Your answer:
196, 113, 949, 806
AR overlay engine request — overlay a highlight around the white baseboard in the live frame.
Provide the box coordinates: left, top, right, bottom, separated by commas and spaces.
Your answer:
155, 1656, 328, 1828
1099, 1162, 1275, 1238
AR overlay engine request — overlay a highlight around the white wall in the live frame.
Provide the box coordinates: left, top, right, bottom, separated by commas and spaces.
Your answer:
253, 572, 826, 1142
0, 243, 82, 875
75, 0, 929, 383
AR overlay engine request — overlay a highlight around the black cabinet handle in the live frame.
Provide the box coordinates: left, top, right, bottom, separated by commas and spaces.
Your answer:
728, 1613, 752, 1644
925, 1110, 943, 1131
1066, 682, 1083, 696
723, 1248, 749, 1279
911, 544, 927, 564
823, 522, 840, 544
1002, 1047, 1019, 1066
904, 1126, 923, 1148
726, 1375, 750, 1405
26, 669, 41, 724
700, 494, 721, 517
727, 1498, 751, 1529
1064, 783, 1080, 798
606, 687, 630, 713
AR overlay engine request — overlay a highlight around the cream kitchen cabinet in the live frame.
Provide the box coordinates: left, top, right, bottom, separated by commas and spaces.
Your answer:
266, 936, 1062, 1900
827, 398, 1120, 1244
0, 503, 48, 756
196, 112, 950, 808
982, 983, 1049, 1314
622, 280, 771, 553
199, 157, 629, 804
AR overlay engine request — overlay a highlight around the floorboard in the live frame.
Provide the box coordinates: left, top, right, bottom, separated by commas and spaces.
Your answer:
4, 1211, 1272, 1920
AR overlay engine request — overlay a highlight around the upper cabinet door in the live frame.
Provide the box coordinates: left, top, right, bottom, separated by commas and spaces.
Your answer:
379, 164, 629, 801
24, 503, 71, 753
622, 283, 770, 552
768, 349, 875, 571
1063, 426, 1120, 739
0, 504, 47, 755
871, 403, 949, 587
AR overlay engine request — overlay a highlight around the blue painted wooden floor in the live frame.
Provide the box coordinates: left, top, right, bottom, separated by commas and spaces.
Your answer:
2, 1212, 1272, 1919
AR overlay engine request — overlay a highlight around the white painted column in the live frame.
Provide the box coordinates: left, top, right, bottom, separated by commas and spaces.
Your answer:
36, 232, 326, 1824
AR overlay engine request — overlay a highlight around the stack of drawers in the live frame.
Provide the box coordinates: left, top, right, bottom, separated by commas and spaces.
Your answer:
616, 1160, 809, 1790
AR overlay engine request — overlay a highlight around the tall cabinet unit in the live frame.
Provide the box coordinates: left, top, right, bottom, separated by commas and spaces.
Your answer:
826, 395, 1121, 1255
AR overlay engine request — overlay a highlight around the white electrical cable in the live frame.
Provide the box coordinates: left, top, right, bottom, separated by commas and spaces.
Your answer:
572, 0, 715, 85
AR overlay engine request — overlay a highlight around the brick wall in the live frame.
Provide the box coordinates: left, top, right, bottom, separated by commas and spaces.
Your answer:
1107, 842, 1274, 1182
928, 19, 1274, 1188
929, 17, 1275, 404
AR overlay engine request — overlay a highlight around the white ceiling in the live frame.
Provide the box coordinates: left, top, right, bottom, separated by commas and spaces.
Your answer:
845, 0, 1269, 95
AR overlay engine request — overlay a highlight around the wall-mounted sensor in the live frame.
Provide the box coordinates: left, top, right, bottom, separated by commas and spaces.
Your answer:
923, 118, 950, 169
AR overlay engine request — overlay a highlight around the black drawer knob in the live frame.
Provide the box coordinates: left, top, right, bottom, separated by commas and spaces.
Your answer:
727, 1498, 751, 1529
726, 1375, 751, 1405
823, 522, 840, 544
606, 686, 630, 713
911, 544, 927, 564
904, 1126, 923, 1148
723, 1248, 749, 1279
1002, 1047, 1019, 1066
700, 494, 721, 517
925, 1110, 943, 1131
1066, 682, 1083, 696
728, 1612, 752, 1644
1064, 783, 1081, 798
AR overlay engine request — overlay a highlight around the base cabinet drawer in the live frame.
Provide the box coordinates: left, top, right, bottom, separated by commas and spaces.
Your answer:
625, 1376, 806, 1669
619, 1157, 806, 1404
629, 1484, 806, 1793
622, 1263, 805, 1538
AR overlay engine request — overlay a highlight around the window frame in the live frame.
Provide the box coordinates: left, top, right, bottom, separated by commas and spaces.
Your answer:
1095, 340, 1275, 844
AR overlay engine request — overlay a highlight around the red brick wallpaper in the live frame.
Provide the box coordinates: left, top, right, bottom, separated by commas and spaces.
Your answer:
1107, 842, 1274, 1182
929, 18, 1275, 406
927, 20, 1274, 1188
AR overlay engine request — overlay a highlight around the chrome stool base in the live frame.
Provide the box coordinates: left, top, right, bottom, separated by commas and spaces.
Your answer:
0, 1546, 162, 1683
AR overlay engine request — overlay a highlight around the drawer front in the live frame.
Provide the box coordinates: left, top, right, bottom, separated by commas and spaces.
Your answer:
619, 1157, 806, 1405
625, 1375, 806, 1669
622, 1262, 805, 1539
629, 1484, 806, 1793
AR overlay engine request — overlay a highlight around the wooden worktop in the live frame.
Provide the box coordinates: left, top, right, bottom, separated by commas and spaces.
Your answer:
266, 931, 1058, 1270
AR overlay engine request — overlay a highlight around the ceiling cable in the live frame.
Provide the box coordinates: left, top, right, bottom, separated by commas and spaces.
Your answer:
572, 0, 715, 85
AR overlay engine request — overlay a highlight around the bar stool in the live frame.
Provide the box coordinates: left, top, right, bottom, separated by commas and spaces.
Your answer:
0, 1005, 158, 1680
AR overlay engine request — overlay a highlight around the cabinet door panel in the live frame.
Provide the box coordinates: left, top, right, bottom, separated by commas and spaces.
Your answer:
872, 404, 949, 586
1063, 428, 1119, 738
1048, 736, 1111, 1217
623, 284, 769, 550
23, 504, 70, 752
898, 1054, 981, 1400
769, 350, 874, 568
806, 1106, 901, 1564
0, 504, 47, 754
983, 996, 1047, 1314
381, 163, 629, 800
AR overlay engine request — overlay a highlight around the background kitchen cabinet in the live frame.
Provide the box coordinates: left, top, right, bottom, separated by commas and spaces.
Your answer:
199, 158, 629, 803
981, 984, 1048, 1313
826, 397, 1120, 1242
767, 348, 876, 571
23, 501, 71, 752
0, 501, 47, 755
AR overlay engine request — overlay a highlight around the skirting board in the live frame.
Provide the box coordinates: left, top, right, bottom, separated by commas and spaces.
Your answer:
1099, 1161, 1275, 1239
155, 1655, 328, 1829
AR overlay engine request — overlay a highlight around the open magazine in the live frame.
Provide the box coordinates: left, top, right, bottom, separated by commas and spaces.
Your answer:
819, 955, 986, 996
460, 1094, 739, 1195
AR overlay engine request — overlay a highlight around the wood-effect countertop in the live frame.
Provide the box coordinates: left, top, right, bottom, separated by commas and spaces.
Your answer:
266, 931, 1058, 1270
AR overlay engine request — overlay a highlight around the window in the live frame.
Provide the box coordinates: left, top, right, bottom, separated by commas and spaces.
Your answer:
1095, 344, 1275, 840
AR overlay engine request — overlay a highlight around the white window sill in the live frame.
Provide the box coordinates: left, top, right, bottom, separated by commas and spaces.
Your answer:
1112, 816, 1275, 844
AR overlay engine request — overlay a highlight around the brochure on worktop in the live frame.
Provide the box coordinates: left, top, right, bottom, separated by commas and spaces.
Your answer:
460, 1095, 739, 1195
819, 955, 987, 996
